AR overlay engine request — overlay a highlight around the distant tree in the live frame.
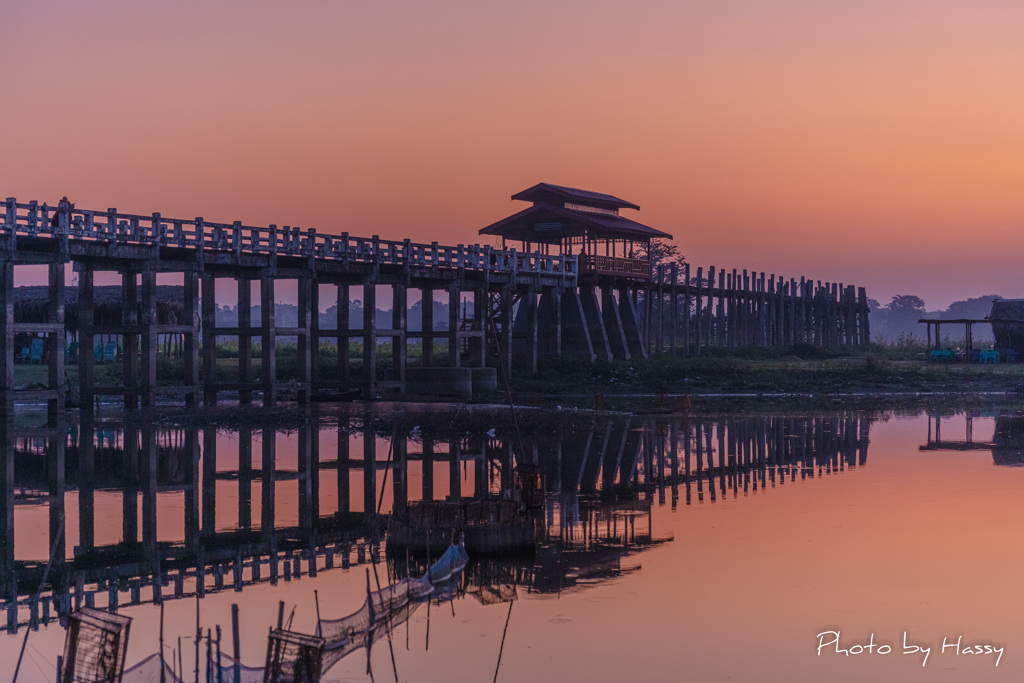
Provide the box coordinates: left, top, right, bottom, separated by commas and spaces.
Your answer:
943, 294, 1002, 320
870, 294, 927, 342
636, 239, 687, 284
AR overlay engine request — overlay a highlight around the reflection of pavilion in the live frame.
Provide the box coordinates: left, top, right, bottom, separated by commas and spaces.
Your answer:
920, 411, 1024, 466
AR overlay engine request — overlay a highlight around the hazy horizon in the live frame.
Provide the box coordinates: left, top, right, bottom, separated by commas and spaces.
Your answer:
5, 0, 1023, 311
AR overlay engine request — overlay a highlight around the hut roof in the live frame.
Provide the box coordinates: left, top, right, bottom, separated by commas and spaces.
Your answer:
510, 183, 640, 211
479, 203, 671, 242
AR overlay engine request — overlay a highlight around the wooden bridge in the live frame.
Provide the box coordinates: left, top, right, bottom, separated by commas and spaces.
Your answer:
1, 196, 869, 412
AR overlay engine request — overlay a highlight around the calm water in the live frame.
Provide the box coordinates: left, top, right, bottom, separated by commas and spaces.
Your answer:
2, 404, 1023, 682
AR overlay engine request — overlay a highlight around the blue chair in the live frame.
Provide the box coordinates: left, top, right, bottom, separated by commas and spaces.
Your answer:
980, 349, 1000, 364
102, 341, 117, 362
29, 338, 44, 363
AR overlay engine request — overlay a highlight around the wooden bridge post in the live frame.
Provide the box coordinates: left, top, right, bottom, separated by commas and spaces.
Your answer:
310, 280, 321, 398
78, 419, 95, 554
0, 259, 18, 415
201, 274, 217, 405
448, 283, 462, 368
362, 281, 377, 397
337, 284, 350, 384
471, 285, 487, 367
237, 425, 252, 530
47, 423, 66, 574
184, 429, 200, 557
422, 435, 434, 501
858, 287, 871, 346
46, 260, 66, 418
337, 423, 350, 515
140, 427, 158, 568
201, 428, 216, 539
602, 285, 629, 360
140, 267, 157, 408
421, 287, 434, 367
694, 267, 703, 355
363, 422, 377, 518
184, 269, 200, 408
392, 282, 406, 390
261, 427, 276, 548
122, 271, 139, 410
0, 419, 13, 602
236, 279, 252, 404
296, 276, 312, 403
672, 263, 681, 355
298, 424, 313, 532
261, 275, 277, 405
78, 265, 95, 416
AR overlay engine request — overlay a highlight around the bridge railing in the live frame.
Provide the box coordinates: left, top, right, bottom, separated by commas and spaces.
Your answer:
2, 197, 578, 279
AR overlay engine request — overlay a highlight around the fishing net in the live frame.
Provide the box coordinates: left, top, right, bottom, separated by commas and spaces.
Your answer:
120, 653, 184, 683
316, 541, 469, 672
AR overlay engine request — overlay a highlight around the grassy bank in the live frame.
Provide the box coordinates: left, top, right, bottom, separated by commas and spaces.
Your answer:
513, 353, 1024, 397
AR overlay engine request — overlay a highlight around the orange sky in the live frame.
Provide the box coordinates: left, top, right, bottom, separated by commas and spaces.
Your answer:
4, 1, 1024, 308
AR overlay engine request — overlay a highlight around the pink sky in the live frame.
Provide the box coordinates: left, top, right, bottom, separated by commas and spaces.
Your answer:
4, 0, 1024, 309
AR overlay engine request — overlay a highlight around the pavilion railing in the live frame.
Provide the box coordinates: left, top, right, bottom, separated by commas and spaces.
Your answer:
578, 254, 652, 279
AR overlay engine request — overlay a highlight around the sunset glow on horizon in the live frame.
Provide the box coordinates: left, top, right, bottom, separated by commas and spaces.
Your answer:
5, 0, 1023, 308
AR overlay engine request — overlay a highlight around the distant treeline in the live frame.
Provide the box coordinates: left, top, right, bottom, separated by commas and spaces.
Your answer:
869, 294, 1001, 344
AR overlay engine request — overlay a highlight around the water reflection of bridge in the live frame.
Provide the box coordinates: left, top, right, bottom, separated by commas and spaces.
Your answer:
920, 411, 1024, 465
0, 410, 872, 633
